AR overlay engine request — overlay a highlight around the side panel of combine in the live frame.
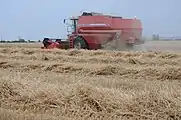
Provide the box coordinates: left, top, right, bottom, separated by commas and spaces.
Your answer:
77, 16, 113, 49
76, 15, 143, 49
111, 18, 142, 42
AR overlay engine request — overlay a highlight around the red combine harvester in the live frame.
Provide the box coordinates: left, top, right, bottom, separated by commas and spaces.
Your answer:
42, 12, 144, 50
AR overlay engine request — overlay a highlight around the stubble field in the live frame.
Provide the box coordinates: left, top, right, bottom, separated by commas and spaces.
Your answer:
1, 41, 181, 120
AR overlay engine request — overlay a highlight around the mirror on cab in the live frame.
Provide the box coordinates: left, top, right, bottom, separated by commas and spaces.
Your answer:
63, 19, 72, 25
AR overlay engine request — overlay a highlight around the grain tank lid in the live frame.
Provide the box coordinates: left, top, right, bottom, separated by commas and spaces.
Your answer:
81, 12, 122, 18
81, 12, 104, 16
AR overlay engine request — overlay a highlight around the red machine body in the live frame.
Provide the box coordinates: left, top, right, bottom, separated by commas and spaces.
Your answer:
42, 12, 143, 50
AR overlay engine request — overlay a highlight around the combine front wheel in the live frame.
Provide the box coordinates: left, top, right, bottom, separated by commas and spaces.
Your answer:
74, 42, 81, 49
74, 36, 88, 49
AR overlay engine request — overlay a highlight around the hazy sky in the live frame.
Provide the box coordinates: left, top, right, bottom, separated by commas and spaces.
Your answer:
0, 0, 180, 40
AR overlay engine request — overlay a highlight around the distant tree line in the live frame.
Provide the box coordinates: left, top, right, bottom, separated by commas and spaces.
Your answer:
0, 39, 41, 43
152, 34, 181, 41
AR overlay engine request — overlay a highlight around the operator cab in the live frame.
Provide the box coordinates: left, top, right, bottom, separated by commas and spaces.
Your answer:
63, 12, 111, 34
63, 16, 78, 34
63, 12, 103, 34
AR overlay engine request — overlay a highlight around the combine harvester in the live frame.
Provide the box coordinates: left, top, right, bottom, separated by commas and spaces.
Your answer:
42, 12, 144, 50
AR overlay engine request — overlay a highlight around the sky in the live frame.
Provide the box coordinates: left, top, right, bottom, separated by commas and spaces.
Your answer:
0, 0, 180, 40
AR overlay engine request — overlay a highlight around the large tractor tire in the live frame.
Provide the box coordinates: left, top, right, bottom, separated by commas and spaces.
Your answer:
74, 36, 88, 49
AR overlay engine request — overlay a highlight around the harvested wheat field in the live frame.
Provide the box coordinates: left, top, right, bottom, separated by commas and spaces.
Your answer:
1, 41, 181, 120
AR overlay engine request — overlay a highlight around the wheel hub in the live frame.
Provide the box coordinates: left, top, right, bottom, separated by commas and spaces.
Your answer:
74, 42, 81, 49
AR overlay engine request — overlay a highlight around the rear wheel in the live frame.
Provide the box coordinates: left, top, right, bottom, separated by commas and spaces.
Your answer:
74, 36, 88, 49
